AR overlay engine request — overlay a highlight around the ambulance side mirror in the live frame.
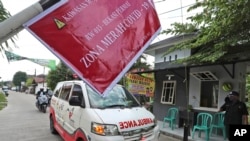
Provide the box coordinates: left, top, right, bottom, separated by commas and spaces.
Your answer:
69, 96, 85, 108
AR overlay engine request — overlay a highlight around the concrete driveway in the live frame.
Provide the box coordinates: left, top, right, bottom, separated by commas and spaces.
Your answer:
0, 91, 63, 141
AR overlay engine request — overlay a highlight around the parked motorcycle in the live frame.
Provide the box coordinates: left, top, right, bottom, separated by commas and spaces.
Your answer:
2, 86, 9, 97
4, 91, 8, 97
36, 94, 48, 113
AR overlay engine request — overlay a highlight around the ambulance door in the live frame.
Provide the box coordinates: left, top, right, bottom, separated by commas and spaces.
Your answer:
52, 82, 63, 127
57, 82, 73, 129
63, 83, 84, 134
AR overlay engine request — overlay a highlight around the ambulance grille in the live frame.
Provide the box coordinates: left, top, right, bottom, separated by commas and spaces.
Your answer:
121, 125, 154, 141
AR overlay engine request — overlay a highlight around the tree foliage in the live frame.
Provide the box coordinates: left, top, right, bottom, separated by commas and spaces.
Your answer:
129, 54, 152, 72
46, 62, 75, 90
162, 0, 250, 64
26, 77, 33, 87
118, 54, 152, 85
0, 0, 16, 50
247, 74, 250, 97
0, 1, 10, 23
12, 71, 27, 87
247, 74, 250, 120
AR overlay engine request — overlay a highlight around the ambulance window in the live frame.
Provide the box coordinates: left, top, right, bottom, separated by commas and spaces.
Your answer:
54, 86, 61, 97
71, 84, 83, 102
54, 82, 64, 97
59, 83, 73, 101
87, 85, 140, 108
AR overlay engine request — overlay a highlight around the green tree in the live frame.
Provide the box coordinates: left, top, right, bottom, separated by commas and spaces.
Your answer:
129, 54, 152, 72
26, 77, 33, 87
0, 1, 16, 49
247, 74, 250, 123
12, 71, 27, 89
247, 74, 250, 89
246, 74, 250, 99
47, 62, 75, 90
162, 0, 250, 64
118, 54, 152, 85
0, 1, 10, 22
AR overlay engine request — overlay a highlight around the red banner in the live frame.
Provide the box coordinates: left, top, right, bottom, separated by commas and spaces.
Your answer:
25, 0, 161, 96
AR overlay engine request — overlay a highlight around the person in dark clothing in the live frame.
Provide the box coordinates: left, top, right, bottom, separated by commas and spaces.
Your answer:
36, 88, 45, 99
36, 88, 45, 106
219, 95, 231, 112
220, 91, 249, 140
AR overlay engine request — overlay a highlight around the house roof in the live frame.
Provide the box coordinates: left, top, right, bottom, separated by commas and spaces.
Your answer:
144, 32, 250, 65
138, 34, 250, 74
33, 77, 45, 83
144, 33, 197, 56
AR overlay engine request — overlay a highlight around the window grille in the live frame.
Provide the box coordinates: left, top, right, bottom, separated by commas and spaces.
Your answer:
161, 81, 176, 104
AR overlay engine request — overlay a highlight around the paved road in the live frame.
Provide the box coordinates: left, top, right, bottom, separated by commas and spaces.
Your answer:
0, 91, 178, 141
158, 132, 181, 141
0, 91, 63, 141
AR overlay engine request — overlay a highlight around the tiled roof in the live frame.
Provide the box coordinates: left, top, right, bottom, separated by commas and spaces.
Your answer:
34, 77, 45, 83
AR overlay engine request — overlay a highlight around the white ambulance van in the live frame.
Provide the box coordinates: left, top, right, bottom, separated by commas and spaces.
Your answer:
49, 80, 159, 141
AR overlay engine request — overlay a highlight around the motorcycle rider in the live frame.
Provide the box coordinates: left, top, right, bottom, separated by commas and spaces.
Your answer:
36, 88, 46, 106
45, 88, 53, 96
36, 88, 44, 98
45, 88, 53, 105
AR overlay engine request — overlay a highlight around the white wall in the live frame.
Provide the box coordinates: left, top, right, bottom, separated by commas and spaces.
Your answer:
154, 48, 191, 63
188, 62, 247, 111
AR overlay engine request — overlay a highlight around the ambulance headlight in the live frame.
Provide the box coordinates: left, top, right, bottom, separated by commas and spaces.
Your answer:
91, 122, 119, 136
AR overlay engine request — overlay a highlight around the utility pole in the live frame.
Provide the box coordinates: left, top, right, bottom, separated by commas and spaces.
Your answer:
0, 0, 60, 44
43, 66, 45, 87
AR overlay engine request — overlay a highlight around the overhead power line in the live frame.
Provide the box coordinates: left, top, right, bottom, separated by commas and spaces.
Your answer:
159, 3, 195, 15
154, 0, 166, 3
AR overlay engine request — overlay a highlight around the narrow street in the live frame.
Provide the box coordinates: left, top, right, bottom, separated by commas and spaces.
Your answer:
0, 91, 63, 141
0, 91, 177, 141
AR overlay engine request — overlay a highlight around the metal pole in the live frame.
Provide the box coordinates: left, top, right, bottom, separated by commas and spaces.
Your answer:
178, 0, 190, 140
183, 64, 190, 141
43, 66, 45, 87
0, 0, 60, 44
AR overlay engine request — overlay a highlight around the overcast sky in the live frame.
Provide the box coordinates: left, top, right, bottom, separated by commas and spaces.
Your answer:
0, 0, 198, 81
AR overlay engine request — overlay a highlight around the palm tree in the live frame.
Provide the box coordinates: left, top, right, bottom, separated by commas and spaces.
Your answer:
0, 0, 15, 50
118, 54, 152, 85
129, 54, 152, 72
0, 1, 10, 22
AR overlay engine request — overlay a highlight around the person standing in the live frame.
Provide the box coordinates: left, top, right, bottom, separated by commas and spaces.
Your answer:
220, 91, 249, 140
219, 95, 231, 112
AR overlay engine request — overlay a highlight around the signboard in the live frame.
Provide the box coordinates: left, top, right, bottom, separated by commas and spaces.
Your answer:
25, 0, 161, 96
125, 73, 155, 97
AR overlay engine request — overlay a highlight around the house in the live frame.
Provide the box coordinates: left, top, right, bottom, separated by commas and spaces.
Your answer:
143, 33, 250, 128
30, 75, 47, 94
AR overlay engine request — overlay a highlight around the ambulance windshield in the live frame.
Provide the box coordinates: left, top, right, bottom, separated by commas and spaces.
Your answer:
86, 85, 140, 109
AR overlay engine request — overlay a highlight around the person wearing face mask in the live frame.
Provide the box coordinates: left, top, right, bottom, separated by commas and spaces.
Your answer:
220, 91, 249, 140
